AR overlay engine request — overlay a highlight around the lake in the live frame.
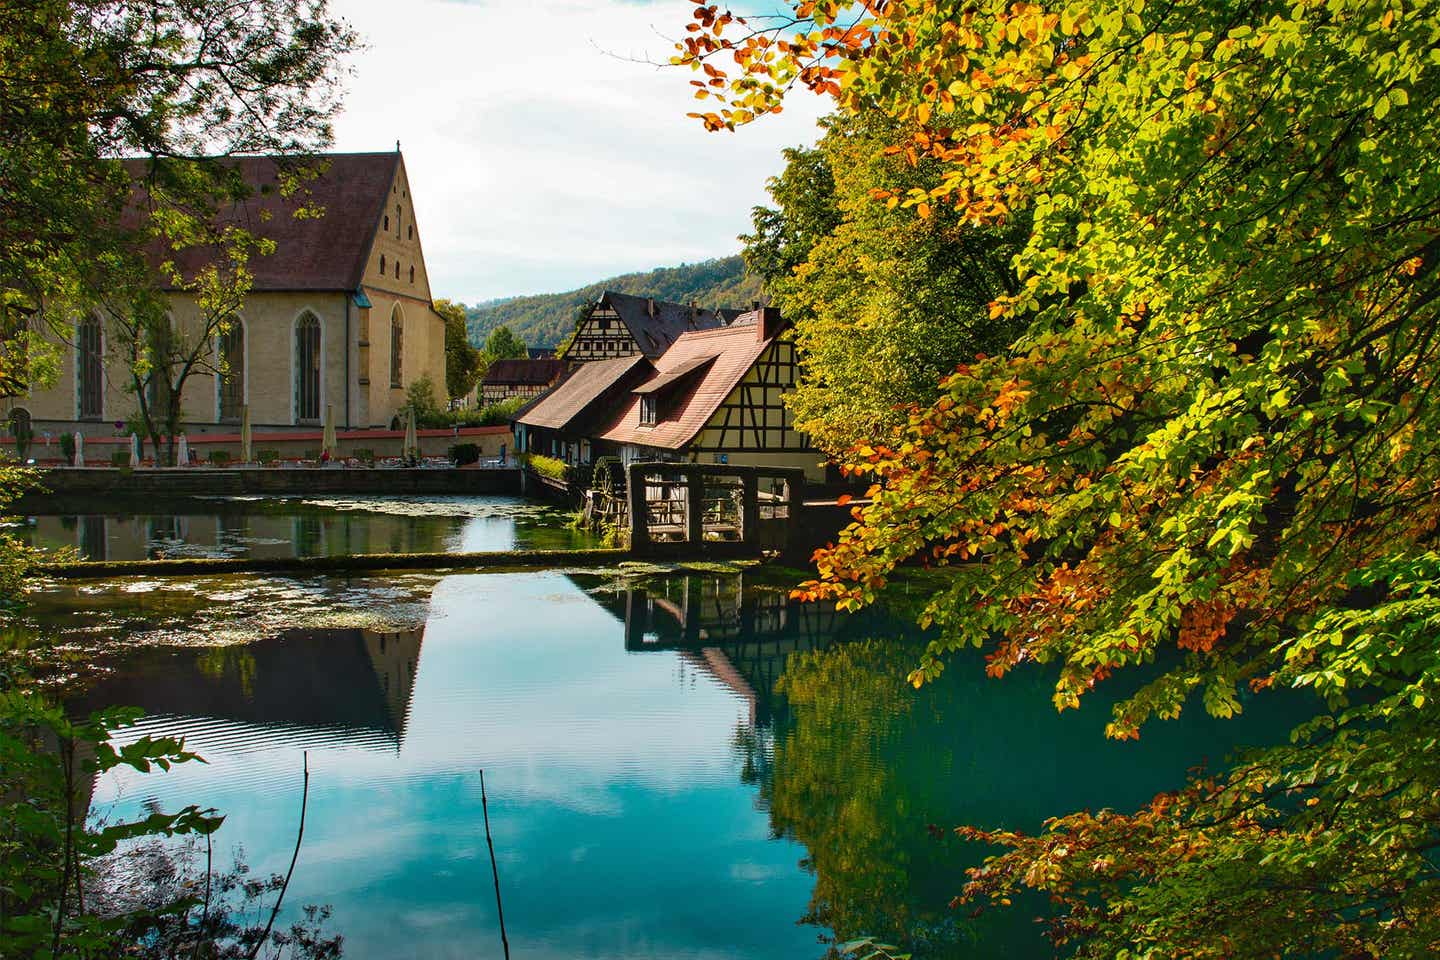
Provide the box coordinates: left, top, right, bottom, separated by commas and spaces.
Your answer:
14, 494, 596, 560
34, 567, 1303, 958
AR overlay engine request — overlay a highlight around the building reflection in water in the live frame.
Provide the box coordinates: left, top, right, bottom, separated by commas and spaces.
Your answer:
72, 626, 425, 754
579, 572, 889, 729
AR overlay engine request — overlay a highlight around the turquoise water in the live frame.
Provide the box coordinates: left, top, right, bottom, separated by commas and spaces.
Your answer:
16, 494, 594, 560
57, 570, 1304, 958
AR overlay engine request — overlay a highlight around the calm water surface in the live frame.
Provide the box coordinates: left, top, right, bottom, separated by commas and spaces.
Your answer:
16, 494, 595, 560
38, 570, 1303, 958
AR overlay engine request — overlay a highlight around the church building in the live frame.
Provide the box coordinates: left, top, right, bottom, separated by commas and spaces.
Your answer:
7, 149, 448, 438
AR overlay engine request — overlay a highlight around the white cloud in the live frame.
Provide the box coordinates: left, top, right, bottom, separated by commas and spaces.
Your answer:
328, 0, 829, 303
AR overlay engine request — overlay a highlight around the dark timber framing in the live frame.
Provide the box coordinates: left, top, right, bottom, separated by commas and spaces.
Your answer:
694, 340, 808, 454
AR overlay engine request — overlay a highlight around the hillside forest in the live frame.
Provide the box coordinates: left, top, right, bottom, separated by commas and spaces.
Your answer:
463, 255, 761, 348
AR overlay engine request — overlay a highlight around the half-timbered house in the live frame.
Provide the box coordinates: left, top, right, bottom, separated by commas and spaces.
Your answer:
597, 307, 818, 478
512, 354, 651, 464
560, 291, 740, 363
515, 306, 820, 480
476, 357, 566, 404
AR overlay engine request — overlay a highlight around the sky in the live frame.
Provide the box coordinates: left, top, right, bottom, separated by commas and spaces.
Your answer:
328, 0, 830, 306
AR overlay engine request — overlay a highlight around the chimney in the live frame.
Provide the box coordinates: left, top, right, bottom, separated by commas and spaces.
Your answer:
758, 306, 785, 342
647, 297, 655, 319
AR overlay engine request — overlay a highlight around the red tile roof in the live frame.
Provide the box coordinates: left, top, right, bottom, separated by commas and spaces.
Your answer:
597, 323, 772, 450
482, 357, 567, 386
515, 354, 651, 431
122, 153, 400, 292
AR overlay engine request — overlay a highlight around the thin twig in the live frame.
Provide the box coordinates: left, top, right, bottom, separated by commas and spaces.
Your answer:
192, 828, 213, 960
248, 751, 309, 960
480, 769, 511, 960
52, 735, 75, 956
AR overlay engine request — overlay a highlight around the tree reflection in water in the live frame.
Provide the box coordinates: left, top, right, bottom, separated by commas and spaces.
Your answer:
649, 575, 1311, 958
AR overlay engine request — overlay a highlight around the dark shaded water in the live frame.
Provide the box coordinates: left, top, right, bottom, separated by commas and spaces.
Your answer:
13, 495, 596, 560
34, 570, 1305, 958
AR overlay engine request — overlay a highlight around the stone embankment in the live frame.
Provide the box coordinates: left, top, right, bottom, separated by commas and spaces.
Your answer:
18, 466, 523, 507
34, 547, 629, 580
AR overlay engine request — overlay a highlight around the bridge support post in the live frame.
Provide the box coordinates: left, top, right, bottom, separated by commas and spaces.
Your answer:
686, 469, 704, 545
741, 474, 758, 543
786, 473, 805, 547
627, 462, 650, 554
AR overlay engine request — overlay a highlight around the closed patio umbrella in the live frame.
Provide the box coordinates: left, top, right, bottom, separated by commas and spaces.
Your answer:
73, 432, 84, 467
176, 434, 189, 466
322, 403, 338, 460
240, 405, 252, 463
403, 408, 419, 462
130, 433, 141, 468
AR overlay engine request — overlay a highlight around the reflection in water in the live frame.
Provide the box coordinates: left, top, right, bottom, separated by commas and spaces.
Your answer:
21, 495, 596, 561
62, 571, 1302, 958
71, 626, 424, 755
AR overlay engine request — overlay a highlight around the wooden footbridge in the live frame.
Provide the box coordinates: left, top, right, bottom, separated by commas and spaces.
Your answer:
622, 462, 808, 557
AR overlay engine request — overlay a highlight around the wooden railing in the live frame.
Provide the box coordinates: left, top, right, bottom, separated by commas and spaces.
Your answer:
625, 462, 806, 556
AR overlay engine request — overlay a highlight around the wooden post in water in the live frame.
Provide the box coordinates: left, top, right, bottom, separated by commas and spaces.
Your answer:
741, 473, 758, 544
786, 472, 805, 547
627, 462, 649, 553
686, 469, 705, 545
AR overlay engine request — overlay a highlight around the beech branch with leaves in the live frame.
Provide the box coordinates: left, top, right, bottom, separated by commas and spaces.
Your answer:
679, 0, 1440, 954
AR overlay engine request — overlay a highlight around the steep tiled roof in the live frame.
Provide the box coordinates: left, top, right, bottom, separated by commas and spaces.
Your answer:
599, 291, 733, 357
515, 354, 651, 432
121, 153, 400, 291
482, 357, 566, 386
597, 323, 772, 450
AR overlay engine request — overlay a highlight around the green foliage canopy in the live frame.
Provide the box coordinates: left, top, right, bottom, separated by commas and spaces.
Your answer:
435, 298, 481, 398
744, 113, 1025, 453
1, 0, 357, 388
681, 0, 1440, 954
481, 325, 528, 363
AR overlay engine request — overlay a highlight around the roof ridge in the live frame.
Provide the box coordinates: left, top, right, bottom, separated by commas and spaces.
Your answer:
119, 150, 404, 161
679, 325, 765, 340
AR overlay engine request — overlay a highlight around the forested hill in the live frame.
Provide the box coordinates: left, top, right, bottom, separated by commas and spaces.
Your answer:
465, 255, 761, 348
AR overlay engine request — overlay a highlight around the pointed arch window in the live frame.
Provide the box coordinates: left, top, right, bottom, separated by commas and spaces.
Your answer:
77, 316, 103, 419
379, 254, 386, 275
295, 312, 322, 422
409, 265, 415, 284
218, 320, 245, 421
390, 307, 403, 388
396, 204, 402, 238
